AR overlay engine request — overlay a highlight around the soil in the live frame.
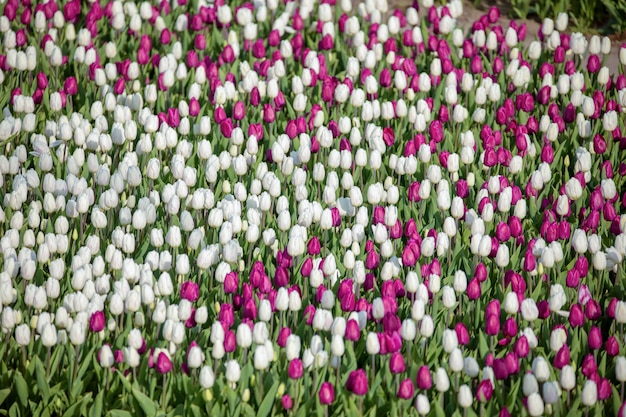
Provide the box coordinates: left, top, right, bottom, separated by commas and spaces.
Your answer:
364, 0, 625, 75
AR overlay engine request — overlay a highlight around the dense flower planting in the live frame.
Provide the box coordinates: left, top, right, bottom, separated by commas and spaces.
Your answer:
0, 0, 626, 416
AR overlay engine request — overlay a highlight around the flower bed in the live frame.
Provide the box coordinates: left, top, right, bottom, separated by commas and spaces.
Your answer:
0, 0, 626, 416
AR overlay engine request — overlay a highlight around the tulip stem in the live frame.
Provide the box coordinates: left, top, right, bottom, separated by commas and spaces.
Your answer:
162, 373, 167, 411
46, 346, 51, 379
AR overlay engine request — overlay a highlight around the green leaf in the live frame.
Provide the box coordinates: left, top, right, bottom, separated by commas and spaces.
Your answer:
132, 386, 157, 416
35, 357, 50, 403
256, 380, 279, 417
62, 394, 91, 417
90, 390, 104, 417
14, 371, 29, 407
0, 388, 11, 408
108, 411, 134, 417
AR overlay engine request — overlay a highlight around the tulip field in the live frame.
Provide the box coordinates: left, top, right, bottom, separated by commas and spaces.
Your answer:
1, 0, 626, 415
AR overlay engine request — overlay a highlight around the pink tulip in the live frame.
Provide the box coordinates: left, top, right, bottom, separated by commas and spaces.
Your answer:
181, 281, 199, 302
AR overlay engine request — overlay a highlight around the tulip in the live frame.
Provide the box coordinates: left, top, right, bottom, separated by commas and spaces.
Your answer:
346, 369, 368, 396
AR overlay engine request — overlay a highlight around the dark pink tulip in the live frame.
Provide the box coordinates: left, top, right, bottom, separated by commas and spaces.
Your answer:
554, 345, 570, 369
319, 382, 335, 405
37, 72, 49, 90
304, 305, 316, 325
224, 271, 239, 294
554, 46, 565, 63
289, 359, 304, 379
242, 298, 257, 321
486, 300, 501, 318
495, 222, 511, 242
181, 281, 199, 302
488, 6, 500, 22
570, 304, 585, 327
416, 366, 432, 390
319, 34, 333, 50
307, 237, 321, 256
598, 378, 612, 400
155, 352, 173, 374
21, 7, 31, 25
220, 119, 233, 138
493, 358, 509, 380
263, 104, 275, 124
503, 317, 518, 338
585, 299, 602, 320
160, 29, 171, 45
582, 354, 597, 377
90, 311, 105, 332
346, 369, 368, 396
470, 54, 483, 74
345, 319, 360, 341
456, 180, 469, 198
224, 330, 236, 352
365, 250, 380, 270
63, 76, 78, 95
455, 323, 470, 345
606, 336, 620, 356
114, 349, 124, 363
587, 54, 600, 73
515, 336, 529, 358
383, 127, 395, 146
467, 278, 481, 300
588, 326, 603, 350
389, 352, 406, 374
429, 120, 443, 143
476, 380, 494, 402
537, 300, 550, 319
252, 39, 266, 59
194, 34, 206, 50
475, 263, 488, 282
189, 98, 200, 117
281, 394, 293, 410
219, 304, 235, 328
397, 378, 415, 399
565, 268, 580, 289
277, 327, 291, 348
505, 352, 519, 375
486, 314, 500, 336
